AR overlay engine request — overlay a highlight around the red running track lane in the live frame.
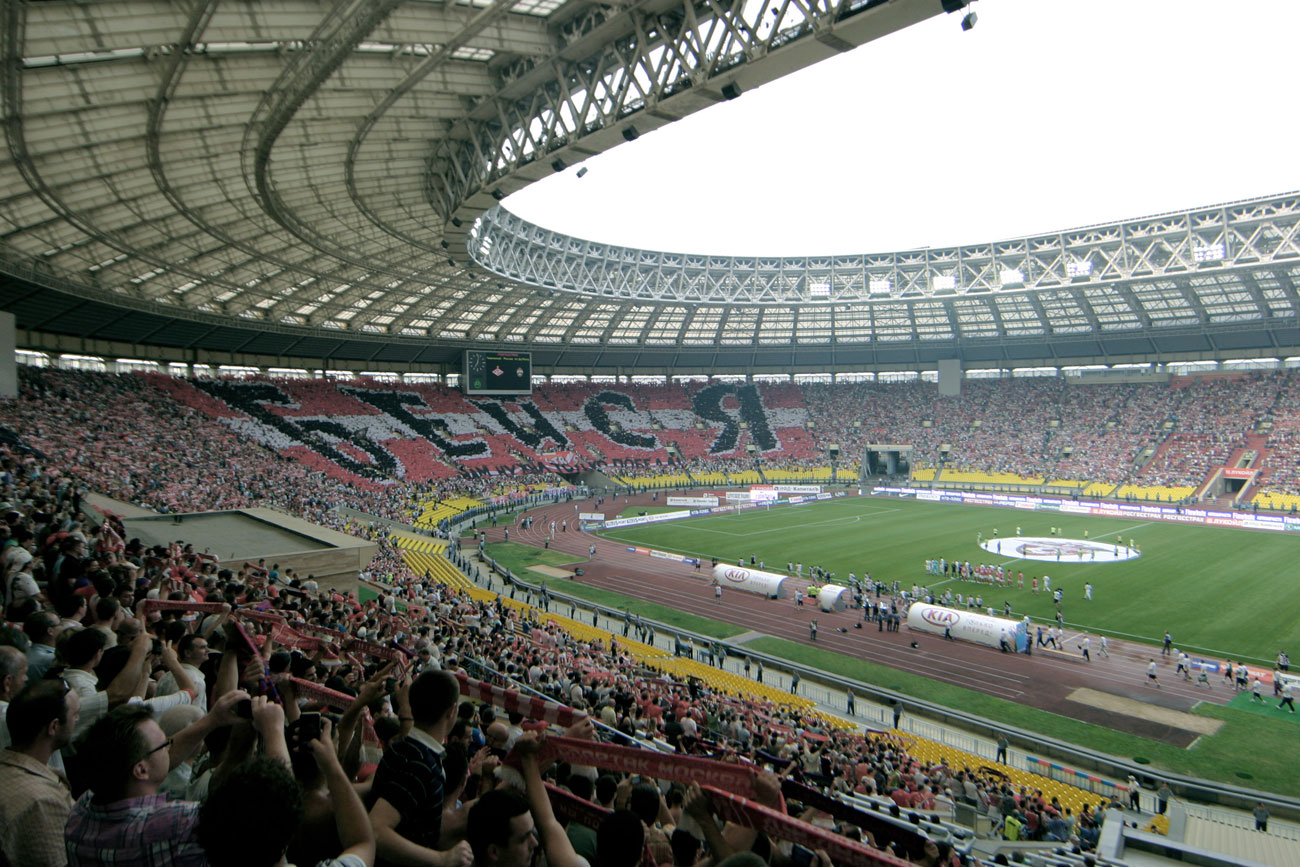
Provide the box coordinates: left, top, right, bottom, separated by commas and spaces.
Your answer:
467, 492, 1233, 746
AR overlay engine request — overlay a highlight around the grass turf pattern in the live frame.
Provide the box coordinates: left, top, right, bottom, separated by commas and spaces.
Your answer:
600, 496, 1300, 662
484, 525, 1299, 794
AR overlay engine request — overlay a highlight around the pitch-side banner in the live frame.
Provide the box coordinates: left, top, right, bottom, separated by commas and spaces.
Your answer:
874, 487, 1300, 533
667, 496, 719, 507
773, 484, 822, 494
578, 512, 605, 521
602, 510, 694, 529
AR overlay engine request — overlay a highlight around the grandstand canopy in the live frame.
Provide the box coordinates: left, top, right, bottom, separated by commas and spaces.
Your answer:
2, 0, 1300, 375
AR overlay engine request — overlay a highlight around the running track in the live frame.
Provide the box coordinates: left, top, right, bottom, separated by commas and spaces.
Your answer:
472, 492, 1235, 747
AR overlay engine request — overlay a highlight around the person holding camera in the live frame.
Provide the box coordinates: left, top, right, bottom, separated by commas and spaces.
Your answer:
64, 688, 260, 866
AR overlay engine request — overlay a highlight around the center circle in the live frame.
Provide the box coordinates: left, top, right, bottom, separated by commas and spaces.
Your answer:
977, 536, 1139, 563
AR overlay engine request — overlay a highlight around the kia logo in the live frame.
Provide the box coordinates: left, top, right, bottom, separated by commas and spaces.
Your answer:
922, 609, 959, 628
724, 569, 749, 583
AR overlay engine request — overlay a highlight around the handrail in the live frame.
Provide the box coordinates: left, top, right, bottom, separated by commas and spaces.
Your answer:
1182, 803, 1300, 842
466, 549, 1300, 821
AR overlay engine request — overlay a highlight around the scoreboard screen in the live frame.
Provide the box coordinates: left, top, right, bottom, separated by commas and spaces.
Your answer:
462, 350, 532, 395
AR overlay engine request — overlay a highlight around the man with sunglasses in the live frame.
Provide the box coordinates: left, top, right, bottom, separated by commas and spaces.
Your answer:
0, 679, 81, 867
64, 689, 262, 867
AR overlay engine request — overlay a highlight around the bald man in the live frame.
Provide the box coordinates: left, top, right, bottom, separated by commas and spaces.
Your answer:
484, 721, 510, 756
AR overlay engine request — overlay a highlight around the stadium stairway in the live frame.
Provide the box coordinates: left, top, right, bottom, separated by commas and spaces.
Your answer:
1182, 810, 1300, 867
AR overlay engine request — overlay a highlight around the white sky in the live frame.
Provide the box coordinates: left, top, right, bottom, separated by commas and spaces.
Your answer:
503, 0, 1300, 257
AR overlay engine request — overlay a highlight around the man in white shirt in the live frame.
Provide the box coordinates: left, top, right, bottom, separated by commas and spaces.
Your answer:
89, 597, 125, 649
55, 595, 88, 634
4, 563, 39, 611
61, 627, 150, 738
0, 533, 34, 577
155, 633, 210, 711
63, 628, 197, 737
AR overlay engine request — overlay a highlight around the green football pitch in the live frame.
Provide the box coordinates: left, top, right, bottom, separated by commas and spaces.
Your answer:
598, 495, 1300, 664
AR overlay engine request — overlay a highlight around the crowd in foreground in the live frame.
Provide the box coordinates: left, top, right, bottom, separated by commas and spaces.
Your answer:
0, 434, 1120, 867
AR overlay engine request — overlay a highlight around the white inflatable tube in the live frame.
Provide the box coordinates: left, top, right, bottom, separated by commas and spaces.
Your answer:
906, 603, 1027, 651
711, 565, 788, 599
817, 584, 849, 612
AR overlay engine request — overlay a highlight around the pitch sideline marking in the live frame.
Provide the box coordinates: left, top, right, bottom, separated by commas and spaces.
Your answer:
670, 508, 899, 537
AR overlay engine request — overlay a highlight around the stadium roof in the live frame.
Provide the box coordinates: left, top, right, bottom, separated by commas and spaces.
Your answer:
3, 0, 1300, 374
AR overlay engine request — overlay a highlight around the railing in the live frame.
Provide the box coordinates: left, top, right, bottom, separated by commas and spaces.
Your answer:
452, 515, 1300, 823
1183, 803, 1300, 842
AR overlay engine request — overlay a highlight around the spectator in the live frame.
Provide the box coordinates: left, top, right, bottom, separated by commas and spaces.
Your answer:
88, 598, 123, 649
515, 731, 645, 867
1253, 802, 1269, 832
64, 690, 255, 867
25, 610, 60, 681
1156, 782, 1173, 815
155, 634, 210, 712
369, 669, 472, 867
4, 547, 40, 613
466, 788, 538, 867
55, 595, 88, 634
199, 719, 375, 867
0, 680, 81, 867
0, 644, 29, 751
60, 628, 154, 738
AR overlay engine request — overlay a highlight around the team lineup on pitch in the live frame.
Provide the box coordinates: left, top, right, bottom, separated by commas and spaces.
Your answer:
978, 536, 1140, 564
478, 489, 1300, 753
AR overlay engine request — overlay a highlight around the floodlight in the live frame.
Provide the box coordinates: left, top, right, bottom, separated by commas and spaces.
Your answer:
1067, 260, 1092, 278
933, 275, 957, 291
999, 268, 1024, 286
869, 278, 892, 294
1193, 242, 1225, 262
809, 280, 831, 298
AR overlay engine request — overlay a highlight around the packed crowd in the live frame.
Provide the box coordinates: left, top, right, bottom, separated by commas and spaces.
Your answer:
0, 369, 575, 530
14, 366, 1300, 501
0, 422, 1119, 867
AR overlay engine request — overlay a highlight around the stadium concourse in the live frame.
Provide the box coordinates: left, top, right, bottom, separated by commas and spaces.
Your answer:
477, 491, 1233, 748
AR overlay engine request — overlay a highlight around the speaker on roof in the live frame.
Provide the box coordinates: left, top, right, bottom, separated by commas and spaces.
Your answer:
622, 126, 639, 142
721, 82, 742, 101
